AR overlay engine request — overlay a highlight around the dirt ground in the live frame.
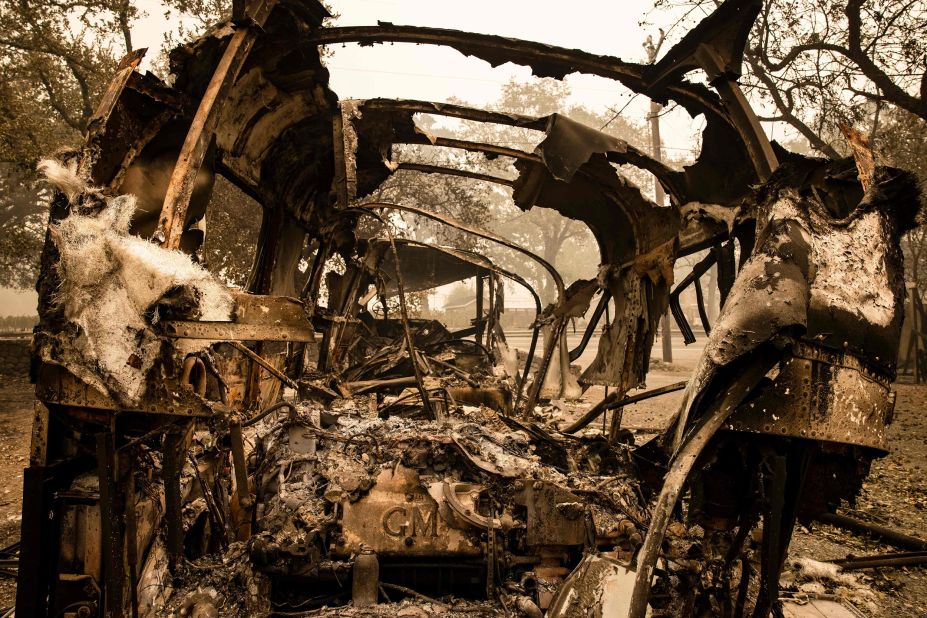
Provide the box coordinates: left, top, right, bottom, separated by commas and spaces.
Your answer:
555, 364, 927, 618
786, 382, 927, 617
0, 375, 34, 610
0, 369, 924, 614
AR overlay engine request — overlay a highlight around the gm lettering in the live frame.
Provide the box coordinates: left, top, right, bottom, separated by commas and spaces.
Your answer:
381, 504, 439, 538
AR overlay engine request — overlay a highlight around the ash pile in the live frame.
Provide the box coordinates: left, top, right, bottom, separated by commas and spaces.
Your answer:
155, 395, 653, 617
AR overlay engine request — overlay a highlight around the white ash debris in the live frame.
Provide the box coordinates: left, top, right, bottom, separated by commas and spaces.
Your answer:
781, 556, 879, 613
310, 599, 507, 617
39, 158, 232, 405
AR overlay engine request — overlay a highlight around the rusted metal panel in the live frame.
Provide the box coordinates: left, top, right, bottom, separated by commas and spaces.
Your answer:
331, 101, 355, 207
514, 481, 587, 547
161, 321, 314, 343
29, 401, 50, 467
727, 343, 894, 451
645, 0, 777, 180
84, 49, 148, 143
161, 293, 314, 342
97, 431, 127, 616
15, 466, 53, 616
86, 58, 187, 189
35, 364, 219, 417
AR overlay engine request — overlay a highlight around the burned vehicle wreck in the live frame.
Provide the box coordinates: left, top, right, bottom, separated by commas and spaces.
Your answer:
16, 0, 923, 616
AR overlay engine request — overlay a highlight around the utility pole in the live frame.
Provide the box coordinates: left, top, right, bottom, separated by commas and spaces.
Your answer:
645, 33, 673, 364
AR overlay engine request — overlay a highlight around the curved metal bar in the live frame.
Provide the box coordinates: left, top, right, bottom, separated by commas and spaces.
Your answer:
359, 202, 564, 301
562, 380, 688, 434
430, 137, 542, 163
669, 251, 716, 344
357, 98, 547, 130
396, 162, 514, 186
568, 290, 610, 362
341, 207, 434, 418
358, 202, 565, 413
395, 238, 543, 409
693, 277, 712, 336
627, 349, 779, 618
309, 26, 729, 122
159, 1, 278, 249
401, 139, 683, 205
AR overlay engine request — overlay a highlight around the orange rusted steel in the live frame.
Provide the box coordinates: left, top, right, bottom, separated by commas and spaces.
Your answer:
157, 0, 278, 250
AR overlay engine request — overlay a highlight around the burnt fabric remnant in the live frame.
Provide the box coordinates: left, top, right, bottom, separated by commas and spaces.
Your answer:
15, 0, 923, 616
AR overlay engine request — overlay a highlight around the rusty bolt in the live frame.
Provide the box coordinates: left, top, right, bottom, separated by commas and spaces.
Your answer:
77, 607, 91, 618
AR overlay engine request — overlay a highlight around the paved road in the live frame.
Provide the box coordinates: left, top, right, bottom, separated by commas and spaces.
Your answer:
503, 329, 706, 373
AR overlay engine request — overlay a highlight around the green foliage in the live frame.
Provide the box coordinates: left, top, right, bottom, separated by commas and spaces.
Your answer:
0, 165, 48, 289
0, 0, 134, 289
0, 0, 131, 165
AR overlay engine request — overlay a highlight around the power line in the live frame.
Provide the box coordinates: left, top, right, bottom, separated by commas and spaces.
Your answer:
600, 94, 641, 129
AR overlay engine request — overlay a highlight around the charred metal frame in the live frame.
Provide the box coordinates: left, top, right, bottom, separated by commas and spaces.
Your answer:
16, 0, 920, 616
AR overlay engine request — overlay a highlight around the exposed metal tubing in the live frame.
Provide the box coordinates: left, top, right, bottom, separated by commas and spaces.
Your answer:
669, 251, 716, 344
693, 277, 712, 336
393, 239, 543, 410
396, 162, 514, 186
562, 380, 688, 434
818, 513, 927, 552
244, 400, 296, 427
568, 290, 610, 362
834, 551, 927, 571
358, 202, 565, 412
